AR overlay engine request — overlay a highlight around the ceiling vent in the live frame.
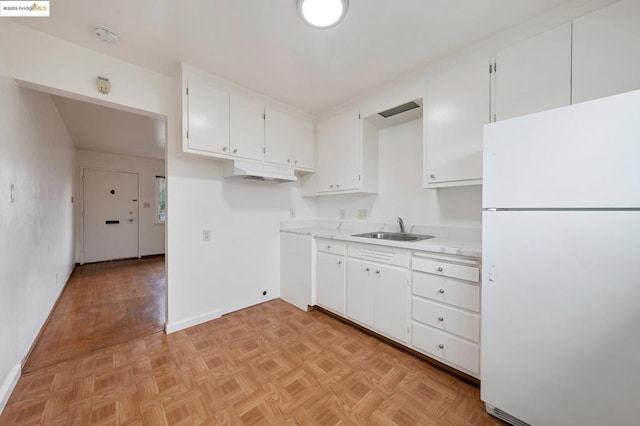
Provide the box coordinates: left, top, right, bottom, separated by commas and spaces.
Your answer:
378, 101, 421, 118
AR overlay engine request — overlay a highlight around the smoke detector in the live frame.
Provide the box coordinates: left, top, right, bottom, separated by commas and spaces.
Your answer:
94, 26, 118, 44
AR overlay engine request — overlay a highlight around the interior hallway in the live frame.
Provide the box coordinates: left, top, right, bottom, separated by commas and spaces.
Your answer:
23, 256, 166, 373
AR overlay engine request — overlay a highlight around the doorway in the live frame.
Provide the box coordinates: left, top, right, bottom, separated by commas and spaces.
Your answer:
82, 168, 140, 264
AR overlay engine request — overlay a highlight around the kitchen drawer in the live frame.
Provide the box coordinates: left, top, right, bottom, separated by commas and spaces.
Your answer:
412, 271, 480, 312
317, 239, 345, 256
412, 322, 480, 375
412, 257, 479, 283
348, 243, 409, 267
412, 298, 480, 342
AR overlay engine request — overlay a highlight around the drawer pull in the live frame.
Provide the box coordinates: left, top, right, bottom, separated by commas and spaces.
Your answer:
438, 344, 445, 349
437, 267, 444, 272
438, 289, 445, 294
438, 316, 444, 322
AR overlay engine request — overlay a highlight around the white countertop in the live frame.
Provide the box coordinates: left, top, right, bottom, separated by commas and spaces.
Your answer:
281, 220, 482, 258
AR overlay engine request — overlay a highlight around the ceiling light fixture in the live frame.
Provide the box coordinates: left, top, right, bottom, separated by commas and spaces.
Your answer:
297, 0, 349, 29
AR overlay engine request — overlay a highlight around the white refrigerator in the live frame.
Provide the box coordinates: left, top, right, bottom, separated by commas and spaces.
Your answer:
481, 89, 640, 426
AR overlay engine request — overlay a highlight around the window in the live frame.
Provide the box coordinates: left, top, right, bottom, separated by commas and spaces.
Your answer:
156, 175, 166, 222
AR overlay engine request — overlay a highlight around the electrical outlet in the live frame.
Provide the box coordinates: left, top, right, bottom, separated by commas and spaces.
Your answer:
203, 229, 211, 241
289, 208, 295, 218
358, 209, 367, 220
339, 209, 345, 219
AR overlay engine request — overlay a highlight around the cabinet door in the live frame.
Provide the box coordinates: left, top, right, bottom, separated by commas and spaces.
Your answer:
186, 80, 230, 154
572, 0, 640, 104
290, 118, 315, 170
333, 108, 361, 191
347, 259, 375, 327
230, 94, 264, 161
494, 23, 571, 121
280, 233, 312, 312
425, 55, 489, 185
374, 265, 408, 342
264, 107, 293, 166
316, 252, 345, 314
316, 116, 337, 192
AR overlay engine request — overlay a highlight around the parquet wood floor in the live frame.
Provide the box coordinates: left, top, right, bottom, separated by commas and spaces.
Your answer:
3, 295, 504, 425
23, 256, 166, 373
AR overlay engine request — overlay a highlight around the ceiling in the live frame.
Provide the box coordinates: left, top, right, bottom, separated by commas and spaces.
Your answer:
52, 95, 165, 160
16, 0, 587, 114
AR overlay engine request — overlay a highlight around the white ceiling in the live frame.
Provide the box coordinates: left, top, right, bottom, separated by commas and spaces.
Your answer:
52, 95, 165, 160
16, 0, 587, 114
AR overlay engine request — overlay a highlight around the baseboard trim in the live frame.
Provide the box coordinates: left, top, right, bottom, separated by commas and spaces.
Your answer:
165, 309, 221, 334
0, 364, 21, 414
21, 264, 76, 373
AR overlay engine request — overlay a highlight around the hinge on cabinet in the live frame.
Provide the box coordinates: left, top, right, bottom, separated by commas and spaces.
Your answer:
186, 88, 189, 95
263, 112, 266, 120
406, 326, 410, 334
494, 62, 497, 72
358, 114, 361, 119
262, 147, 266, 153
358, 175, 361, 181
186, 131, 189, 139
493, 114, 497, 122
489, 63, 492, 74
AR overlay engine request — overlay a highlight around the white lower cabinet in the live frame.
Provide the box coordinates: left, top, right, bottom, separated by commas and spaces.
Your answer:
316, 251, 346, 315
411, 252, 481, 378
311, 241, 480, 377
347, 258, 409, 343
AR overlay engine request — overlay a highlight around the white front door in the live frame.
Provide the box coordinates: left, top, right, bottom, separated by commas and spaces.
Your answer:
83, 169, 139, 263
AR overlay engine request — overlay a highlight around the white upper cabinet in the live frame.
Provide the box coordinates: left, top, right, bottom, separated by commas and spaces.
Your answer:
185, 79, 230, 155
424, 55, 489, 188
229, 94, 264, 161
493, 23, 572, 121
572, 0, 640, 104
315, 107, 377, 195
265, 107, 315, 170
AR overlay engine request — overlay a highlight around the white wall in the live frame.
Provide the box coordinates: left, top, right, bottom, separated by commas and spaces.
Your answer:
316, 119, 482, 228
0, 71, 76, 410
75, 150, 166, 261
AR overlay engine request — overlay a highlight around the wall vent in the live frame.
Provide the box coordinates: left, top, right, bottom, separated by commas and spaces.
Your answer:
378, 101, 421, 118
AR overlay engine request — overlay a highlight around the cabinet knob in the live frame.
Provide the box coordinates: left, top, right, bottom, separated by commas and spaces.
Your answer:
437, 267, 443, 272
222, 146, 228, 151
375, 270, 380, 274
438, 289, 445, 294
338, 260, 342, 265
330, 185, 334, 189
365, 267, 370, 272
336, 184, 340, 188
233, 148, 238, 154
430, 174, 436, 180
287, 159, 291, 163
294, 160, 298, 164
438, 344, 444, 349
438, 316, 444, 322
327, 245, 331, 249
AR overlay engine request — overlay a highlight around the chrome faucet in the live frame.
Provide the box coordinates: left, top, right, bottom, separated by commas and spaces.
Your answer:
397, 217, 405, 233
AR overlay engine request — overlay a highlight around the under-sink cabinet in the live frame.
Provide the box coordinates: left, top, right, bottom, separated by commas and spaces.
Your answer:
411, 252, 481, 377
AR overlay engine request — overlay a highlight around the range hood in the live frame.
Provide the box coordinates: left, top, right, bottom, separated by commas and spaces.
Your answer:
223, 160, 297, 183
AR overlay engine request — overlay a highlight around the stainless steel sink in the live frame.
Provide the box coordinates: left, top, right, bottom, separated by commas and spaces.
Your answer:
352, 231, 434, 242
